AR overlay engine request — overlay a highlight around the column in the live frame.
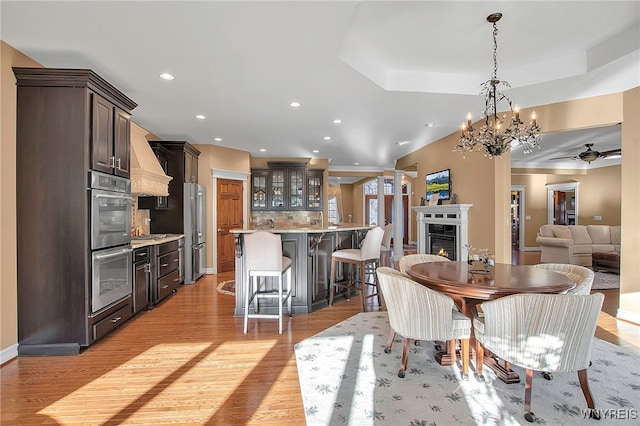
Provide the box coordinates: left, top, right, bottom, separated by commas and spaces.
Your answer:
393, 170, 404, 262
377, 176, 385, 226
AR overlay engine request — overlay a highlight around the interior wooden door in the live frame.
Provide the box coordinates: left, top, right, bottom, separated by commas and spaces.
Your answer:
217, 179, 243, 272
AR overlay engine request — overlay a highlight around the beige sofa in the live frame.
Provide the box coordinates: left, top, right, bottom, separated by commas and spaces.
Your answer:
536, 224, 621, 266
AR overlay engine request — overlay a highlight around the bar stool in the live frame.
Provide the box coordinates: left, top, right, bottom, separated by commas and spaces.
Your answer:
329, 226, 385, 311
379, 224, 393, 267
243, 231, 293, 334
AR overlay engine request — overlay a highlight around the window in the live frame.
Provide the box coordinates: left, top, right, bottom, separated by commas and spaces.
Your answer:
328, 196, 339, 224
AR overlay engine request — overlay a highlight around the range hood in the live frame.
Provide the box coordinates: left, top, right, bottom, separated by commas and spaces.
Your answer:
130, 122, 172, 196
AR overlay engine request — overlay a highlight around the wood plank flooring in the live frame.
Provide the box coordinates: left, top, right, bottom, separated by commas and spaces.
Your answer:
2, 255, 638, 425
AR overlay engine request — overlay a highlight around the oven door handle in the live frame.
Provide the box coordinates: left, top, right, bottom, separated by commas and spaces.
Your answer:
95, 194, 133, 201
94, 248, 133, 260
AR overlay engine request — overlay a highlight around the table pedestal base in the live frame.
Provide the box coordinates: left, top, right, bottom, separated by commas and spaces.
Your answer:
483, 356, 520, 383
435, 351, 456, 366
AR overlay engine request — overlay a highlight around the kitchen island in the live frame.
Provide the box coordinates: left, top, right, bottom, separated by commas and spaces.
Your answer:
231, 225, 373, 316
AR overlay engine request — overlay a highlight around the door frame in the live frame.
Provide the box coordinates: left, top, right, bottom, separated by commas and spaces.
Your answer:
211, 169, 250, 274
511, 185, 526, 252
546, 182, 579, 226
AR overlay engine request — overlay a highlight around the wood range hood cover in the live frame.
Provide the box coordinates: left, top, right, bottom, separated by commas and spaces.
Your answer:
130, 122, 172, 196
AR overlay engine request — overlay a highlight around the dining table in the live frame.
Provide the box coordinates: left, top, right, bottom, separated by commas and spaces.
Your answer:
405, 260, 575, 383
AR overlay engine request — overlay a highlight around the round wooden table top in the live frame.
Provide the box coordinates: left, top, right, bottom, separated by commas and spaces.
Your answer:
405, 261, 575, 301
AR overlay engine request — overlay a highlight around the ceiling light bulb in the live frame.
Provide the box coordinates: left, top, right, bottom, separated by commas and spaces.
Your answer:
426, 123, 436, 127
159, 73, 174, 81
333, 119, 342, 124
324, 136, 331, 141
195, 115, 205, 120
259, 148, 266, 152
397, 141, 410, 146
290, 102, 301, 108
214, 137, 222, 142
312, 150, 319, 153
354, 162, 359, 166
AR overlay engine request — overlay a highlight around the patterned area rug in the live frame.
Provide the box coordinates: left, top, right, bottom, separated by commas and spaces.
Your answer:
295, 312, 639, 425
216, 280, 235, 295
592, 271, 620, 290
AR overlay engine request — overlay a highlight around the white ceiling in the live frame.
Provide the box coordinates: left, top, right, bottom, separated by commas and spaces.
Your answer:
2, 1, 638, 173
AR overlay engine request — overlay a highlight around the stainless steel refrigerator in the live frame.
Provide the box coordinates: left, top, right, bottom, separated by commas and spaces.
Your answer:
183, 183, 206, 284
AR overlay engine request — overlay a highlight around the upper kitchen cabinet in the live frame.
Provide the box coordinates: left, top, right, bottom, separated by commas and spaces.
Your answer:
250, 162, 324, 211
91, 94, 132, 177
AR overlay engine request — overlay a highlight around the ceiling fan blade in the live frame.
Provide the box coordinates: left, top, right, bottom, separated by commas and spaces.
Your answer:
599, 149, 622, 157
549, 156, 578, 161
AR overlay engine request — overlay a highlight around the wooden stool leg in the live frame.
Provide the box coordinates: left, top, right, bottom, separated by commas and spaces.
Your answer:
329, 257, 336, 306
360, 261, 366, 312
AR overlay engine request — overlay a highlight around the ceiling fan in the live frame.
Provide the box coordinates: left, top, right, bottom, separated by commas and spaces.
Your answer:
549, 143, 622, 163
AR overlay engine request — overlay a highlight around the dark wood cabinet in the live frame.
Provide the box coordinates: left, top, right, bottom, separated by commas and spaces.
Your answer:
13, 67, 137, 355
251, 163, 323, 211
138, 141, 200, 234
152, 240, 181, 305
91, 93, 132, 178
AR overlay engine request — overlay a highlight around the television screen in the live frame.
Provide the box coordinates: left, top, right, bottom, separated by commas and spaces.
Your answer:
426, 169, 451, 200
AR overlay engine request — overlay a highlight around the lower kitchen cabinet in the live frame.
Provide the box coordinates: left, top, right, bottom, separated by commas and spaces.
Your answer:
92, 302, 133, 341
152, 239, 181, 305
133, 246, 151, 314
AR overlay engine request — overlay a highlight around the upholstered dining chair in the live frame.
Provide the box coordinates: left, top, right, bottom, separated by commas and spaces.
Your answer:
474, 292, 605, 423
379, 224, 393, 267
399, 253, 450, 276
376, 266, 471, 379
329, 226, 385, 311
243, 231, 293, 334
534, 263, 595, 295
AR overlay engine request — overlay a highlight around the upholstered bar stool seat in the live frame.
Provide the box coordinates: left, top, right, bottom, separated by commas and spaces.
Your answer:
243, 231, 293, 334
329, 226, 385, 312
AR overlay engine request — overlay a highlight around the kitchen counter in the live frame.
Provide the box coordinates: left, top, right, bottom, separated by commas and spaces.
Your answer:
231, 224, 372, 234
131, 234, 184, 248
231, 225, 374, 316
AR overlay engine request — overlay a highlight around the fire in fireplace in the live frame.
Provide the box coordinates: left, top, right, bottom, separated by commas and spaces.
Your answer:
428, 224, 457, 261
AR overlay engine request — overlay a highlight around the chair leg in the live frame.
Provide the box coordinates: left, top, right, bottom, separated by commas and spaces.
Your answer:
475, 339, 484, 378
524, 368, 534, 414
329, 258, 336, 305
460, 338, 469, 379
384, 330, 396, 353
278, 275, 283, 334
287, 268, 292, 318
360, 261, 366, 312
577, 369, 596, 410
398, 337, 410, 378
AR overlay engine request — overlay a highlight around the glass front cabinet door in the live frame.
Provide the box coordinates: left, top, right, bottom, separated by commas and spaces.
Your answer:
252, 169, 268, 210
306, 170, 323, 211
288, 168, 304, 209
270, 169, 286, 209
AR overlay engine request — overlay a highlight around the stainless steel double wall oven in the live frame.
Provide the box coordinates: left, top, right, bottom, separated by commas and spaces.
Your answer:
90, 171, 133, 313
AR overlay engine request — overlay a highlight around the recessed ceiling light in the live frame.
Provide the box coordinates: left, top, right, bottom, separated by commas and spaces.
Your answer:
159, 72, 174, 81
324, 136, 331, 141
333, 119, 342, 124
290, 102, 301, 108
195, 114, 206, 120
312, 150, 319, 153
354, 162, 359, 166
396, 140, 410, 146
337, 177, 341, 180
214, 137, 222, 142
259, 148, 267, 152
426, 123, 436, 127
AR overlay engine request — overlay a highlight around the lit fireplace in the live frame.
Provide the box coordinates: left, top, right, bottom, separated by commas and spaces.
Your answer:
437, 248, 449, 258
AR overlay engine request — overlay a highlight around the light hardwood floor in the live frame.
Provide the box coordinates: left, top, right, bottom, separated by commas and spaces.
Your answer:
2, 256, 638, 425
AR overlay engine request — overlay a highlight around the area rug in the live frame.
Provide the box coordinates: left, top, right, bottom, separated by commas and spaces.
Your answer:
295, 312, 640, 425
216, 279, 235, 295
592, 271, 620, 290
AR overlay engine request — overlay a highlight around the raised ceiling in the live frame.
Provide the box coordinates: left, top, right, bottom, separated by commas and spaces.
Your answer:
2, 1, 638, 171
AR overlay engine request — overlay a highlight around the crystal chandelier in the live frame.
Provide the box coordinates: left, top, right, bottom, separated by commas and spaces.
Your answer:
455, 13, 540, 158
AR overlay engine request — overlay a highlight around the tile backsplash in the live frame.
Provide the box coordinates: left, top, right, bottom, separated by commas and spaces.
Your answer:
131, 196, 151, 235
251, 211, 323, 229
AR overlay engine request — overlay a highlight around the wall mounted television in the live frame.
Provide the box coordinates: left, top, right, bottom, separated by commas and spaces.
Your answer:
426, 169, 451, 200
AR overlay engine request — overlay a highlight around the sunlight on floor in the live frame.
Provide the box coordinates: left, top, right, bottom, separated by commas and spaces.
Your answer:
39, 340, 277, 424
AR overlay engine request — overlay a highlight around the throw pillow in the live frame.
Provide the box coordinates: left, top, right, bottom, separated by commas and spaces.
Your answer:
553, 228, 573, 240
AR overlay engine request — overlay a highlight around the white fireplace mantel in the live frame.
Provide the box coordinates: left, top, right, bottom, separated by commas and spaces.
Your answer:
413, 204, 472, 260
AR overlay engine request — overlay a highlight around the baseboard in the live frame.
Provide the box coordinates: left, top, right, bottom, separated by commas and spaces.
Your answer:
0, 344, 18, 365
205, 267, 215, 275
616, 309, 640, 326
522, 247, 541, 252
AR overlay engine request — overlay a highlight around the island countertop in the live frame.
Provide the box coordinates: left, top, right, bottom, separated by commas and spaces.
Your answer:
230, 224, 372, 234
